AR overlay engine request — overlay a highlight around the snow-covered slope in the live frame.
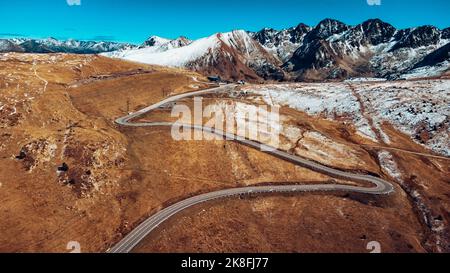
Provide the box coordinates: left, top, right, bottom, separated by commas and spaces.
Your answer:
106, 30, 284, 81
141, 36, 172, 47
246, 80, 450, 156
108, 34, 218, 67
104, 36, 191, 58
143, 35, 191, 49
400, 42, 450, 79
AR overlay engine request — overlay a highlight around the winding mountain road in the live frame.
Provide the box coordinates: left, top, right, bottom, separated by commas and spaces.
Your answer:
108, 83, 394, 253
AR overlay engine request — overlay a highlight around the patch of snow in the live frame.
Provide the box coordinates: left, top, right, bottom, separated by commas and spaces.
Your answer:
251, 83, 379, 142
356, 80, 450, 156
378, 151, 402, 180
104, 34, 220, 67
401, 60, 450, 79
246, 80, 449, 156
345, 77, 387, 82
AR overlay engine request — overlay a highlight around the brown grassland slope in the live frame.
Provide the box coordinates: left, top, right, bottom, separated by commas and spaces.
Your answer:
0, 53, 448, 252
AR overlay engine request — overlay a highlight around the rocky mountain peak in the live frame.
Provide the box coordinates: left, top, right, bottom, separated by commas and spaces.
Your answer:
304, 18, 350, 42
250, 23, 311, 62
172, 36, 192, 47
391, 25, 441, 51
359, 19, 396, 45
441, 27, 450, 39
139, 35, 192, 50
288, 23, 311, 44
252, 28, 279, 45
293, 23, 310, 32
142, 36, 171, 47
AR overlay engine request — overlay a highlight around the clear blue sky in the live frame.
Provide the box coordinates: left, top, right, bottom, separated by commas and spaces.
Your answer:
1, 0, 449, 44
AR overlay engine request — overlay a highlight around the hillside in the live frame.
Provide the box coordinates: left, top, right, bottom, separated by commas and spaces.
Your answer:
102, 19, 450, 81
3, 19, 449, 82
104, 30, 284, 81
0, 53, 448, 252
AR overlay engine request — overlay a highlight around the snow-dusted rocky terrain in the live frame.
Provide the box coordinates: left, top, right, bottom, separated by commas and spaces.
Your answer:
0, 37, 133, 54
105, 36, 191, 59
104, 30, 284, 81
102, 19, 449, 81
284, 19, 450, 80
246, 80, 450, 156
104, 34, 220, 67
2, 19, 449, 81
250, 23, 311, 62
248, 82, 380, 142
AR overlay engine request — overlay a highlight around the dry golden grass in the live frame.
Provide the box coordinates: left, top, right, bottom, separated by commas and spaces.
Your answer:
0, 53, 447, 253
133, 194, 425, 253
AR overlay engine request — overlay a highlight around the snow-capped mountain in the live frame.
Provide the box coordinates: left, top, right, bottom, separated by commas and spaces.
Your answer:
104, 19, 449, 81
250, 23, 311, 62
105, 35, 192, 58
141, 35, 191, 49
390, 26, 441, 51
2, 18, 449, 81
442, 28, 450, 39
105, 30, 284, 81
0, 37, 134, 54
283, 19, 450, 80
0, 39, 24, 52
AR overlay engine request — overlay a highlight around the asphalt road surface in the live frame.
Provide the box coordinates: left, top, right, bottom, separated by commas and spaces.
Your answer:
108, 84, 394, 253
